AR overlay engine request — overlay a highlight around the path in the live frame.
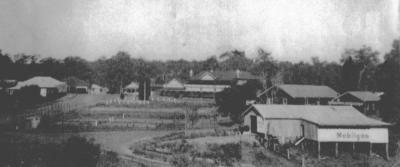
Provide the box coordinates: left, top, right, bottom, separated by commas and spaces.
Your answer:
80, 130, 172, 167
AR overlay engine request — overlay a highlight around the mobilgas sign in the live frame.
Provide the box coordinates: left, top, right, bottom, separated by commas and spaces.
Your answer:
317, 128, 388, 143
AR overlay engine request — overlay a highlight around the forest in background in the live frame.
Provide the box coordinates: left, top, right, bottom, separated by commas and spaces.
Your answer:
0, 39, 399, 123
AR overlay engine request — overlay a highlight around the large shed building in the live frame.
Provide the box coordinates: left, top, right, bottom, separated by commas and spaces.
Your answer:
330, 91, 381, 116
258, 84, 339, 105
242, 104, 390, 159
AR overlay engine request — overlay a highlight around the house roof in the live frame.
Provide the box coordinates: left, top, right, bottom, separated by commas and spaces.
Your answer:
91, 84, 104, 89
125, 82, 139, 89
277, 84, 338, 98
345, 91, 381, 102
9, 76, 66, 89
164, 78, 185, 89
247, 104, 389, 127
192, 70, 258, 81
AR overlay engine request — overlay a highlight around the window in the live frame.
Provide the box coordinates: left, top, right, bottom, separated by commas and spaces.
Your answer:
250, 115, 257, 133
283, 98, 288, 104
300, 124, 305, 137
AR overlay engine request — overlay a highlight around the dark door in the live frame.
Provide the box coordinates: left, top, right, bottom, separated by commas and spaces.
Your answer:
250, 115, 257, 133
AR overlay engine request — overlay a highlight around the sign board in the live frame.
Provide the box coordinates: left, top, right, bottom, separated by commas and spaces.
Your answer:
318, 128, 388, 143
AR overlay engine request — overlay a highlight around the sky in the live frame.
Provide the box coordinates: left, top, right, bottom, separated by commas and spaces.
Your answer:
0, 0, 399, 62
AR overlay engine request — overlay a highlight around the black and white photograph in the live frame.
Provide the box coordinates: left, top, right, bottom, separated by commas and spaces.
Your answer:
0, 0, 399, 166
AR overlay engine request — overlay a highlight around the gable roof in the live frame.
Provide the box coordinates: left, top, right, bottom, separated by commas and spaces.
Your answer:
91, 84, 102, 89
164, 78, 185, 89
63, 76, 89, 87
277, 84, 338, 98
125, 82, 139, 89
10, 76, 66, 89
344, 91, 381, 102
246, 104, 389, 127
192, 70, 257, 81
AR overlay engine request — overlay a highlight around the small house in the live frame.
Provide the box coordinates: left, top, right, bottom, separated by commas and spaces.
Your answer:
125, 82, 139, 93
90, 84, 108, 94
258, 84, 339, 105
8, 76, 67, 97
75, 86, 89, 93
330, 91, 381, 116
62, 76, 90, 93
242, 104, 390, 159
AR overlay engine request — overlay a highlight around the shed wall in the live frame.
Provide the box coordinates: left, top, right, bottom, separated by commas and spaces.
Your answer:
243, 109, 319, 144
264, 119, 302, 143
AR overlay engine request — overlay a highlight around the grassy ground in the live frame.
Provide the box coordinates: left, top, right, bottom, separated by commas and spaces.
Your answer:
0, 130, 174, 167
129, 131, 298, 167
2, 93, 220, 166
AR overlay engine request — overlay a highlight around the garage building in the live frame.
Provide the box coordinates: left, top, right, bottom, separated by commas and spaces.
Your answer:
242, 104, 391, 159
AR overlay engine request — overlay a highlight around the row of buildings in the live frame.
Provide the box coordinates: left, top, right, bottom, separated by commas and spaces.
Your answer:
159, 69, 258, 98
157, 69, 390, 159
160, 69, 382, 117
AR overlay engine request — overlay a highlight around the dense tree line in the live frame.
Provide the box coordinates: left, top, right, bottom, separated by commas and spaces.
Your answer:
0, 48, 344, 92
1, 39, 400, 123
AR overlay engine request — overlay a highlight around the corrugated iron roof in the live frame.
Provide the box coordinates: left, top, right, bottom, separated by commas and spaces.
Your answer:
277, 84, 338, 98
10, 76, 66, 89
347, 91, 381, 102
192, 70, 257, 81
250, 104, 389, 127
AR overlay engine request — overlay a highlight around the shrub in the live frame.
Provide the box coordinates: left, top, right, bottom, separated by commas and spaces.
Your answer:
252, 150, 273, 167
62, 136, 101, 167
206, 143, 241, 166
37, 114, 56, 131
0, 136, 103, 167
169, 154, 190, 167
97, 151, 120, 167
172, 139, 193, 154
389, 130, 399, 156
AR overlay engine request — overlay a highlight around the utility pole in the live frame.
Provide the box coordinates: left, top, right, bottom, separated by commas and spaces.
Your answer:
144, 79, 146, 102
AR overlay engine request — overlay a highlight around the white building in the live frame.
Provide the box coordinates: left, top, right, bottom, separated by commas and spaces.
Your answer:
242, 104, 391, 159
8, 76, 67, 97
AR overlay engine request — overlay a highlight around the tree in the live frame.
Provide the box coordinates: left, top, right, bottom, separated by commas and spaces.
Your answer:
377, 39, 400, 123
341, 46, 380, 91
201, 56, 219, 71
64, 56, 93, 82
219, 50, 253, 71
216, 79, 262, 122
102, 52, 135, 93
13, 54, 40, 80
341, 56, 358, 91
251, 49, 278, 87
15, 85, 42, 108
38, 57, 65, 80
0, 50, 14, 79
